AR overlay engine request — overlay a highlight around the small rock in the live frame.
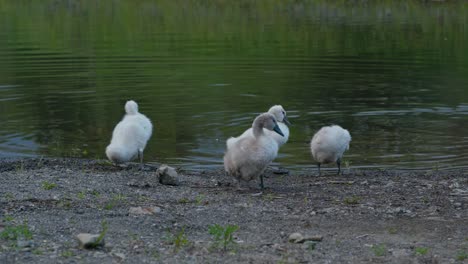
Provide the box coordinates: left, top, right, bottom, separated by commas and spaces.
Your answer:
129, 206, 161, 215
76, 233, 105, 249
157, 165, 180, 186
288, 232, 303, 243
17, 240, 34, 248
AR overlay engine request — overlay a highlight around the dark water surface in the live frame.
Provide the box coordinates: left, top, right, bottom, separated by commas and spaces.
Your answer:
1, 1, 467, 171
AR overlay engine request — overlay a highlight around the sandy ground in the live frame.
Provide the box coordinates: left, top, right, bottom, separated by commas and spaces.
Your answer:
0, 158, 467, 263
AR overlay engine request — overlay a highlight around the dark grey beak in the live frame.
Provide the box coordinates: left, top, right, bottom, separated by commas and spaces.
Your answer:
273, 124, 284, 137
283, 116, 291, 126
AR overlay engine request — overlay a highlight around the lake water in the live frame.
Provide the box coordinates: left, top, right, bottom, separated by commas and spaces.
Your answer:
1, 1, 467, 172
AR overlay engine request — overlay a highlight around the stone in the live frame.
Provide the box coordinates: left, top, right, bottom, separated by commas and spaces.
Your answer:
129, 206, 161, 215
157, 165, 180, 186
76, 233, 105, 249
288, 232, 303, 243
16, 240, 34, 248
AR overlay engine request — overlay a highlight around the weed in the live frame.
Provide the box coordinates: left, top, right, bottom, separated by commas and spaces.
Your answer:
457, 251, 468, 261
371, 244, 387, 257
91, 190, 100, 197
103, 201, 116, 210
415, 247, 429, 255
77, 191, 86, 199
387, 227, 398, 234
32, 248, 43, 255
343, 196, 361, 205
264, 193, 275, 202
0, 223, 33, 241
61, 250, 74, 257
59, 200, 72, 209
112, 193, 127, 201
208, 224, 239, 251
195, 194, 206, 205
3, 215, 14, 222
42, 181, 57, 190
178, 198, 190, 204
166, 228, 189, 252
4, 192, 14, 200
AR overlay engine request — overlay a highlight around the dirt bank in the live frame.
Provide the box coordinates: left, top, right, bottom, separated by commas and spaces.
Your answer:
0, 158, 467, 263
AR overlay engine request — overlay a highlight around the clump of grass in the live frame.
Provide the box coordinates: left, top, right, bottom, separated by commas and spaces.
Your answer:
371, 244, 387, 256
415, 247, 429, 255
457, 251, 468, 261
0, 222, 33, 241
195, 194, 206, 205
77, 191, 86, 199
178, 198, 190, 204
208, 224, 239, 251
387, 227, 398, 234
343, 196, 361, 205
91, 190, 100, 197
42, 181, 57, 190
165, 228, 190, 252
61, 250, 74, 257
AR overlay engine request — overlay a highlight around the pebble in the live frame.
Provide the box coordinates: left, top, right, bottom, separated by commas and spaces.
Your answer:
157, 165, 180, 186
288, 232, 304, 243
288, 233, 323, 243
129, 206, 162, 215
17, 240, 34, 248
76, 233, 105, 249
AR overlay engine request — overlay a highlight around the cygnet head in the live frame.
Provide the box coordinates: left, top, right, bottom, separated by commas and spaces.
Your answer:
125, 100, 139, 115
268, 105, 291, 126
254, 113, 284, 137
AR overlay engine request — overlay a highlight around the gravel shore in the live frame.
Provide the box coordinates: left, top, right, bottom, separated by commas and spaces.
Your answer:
0, 158, 467, 263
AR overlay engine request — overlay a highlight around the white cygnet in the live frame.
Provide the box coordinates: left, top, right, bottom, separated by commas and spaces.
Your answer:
106, 100, 153, 166
224, 112, 284, 189
310, 125, 351, 175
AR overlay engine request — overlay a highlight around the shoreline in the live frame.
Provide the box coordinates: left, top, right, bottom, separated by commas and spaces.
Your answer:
0, 157, 467, 263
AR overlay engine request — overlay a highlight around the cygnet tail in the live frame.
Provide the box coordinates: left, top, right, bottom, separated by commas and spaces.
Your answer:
106, 145, 130, 164
125, 100, 139, 115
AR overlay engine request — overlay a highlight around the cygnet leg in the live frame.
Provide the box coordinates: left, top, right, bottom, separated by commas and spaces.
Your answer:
138, 149, 144, 169
317, 163, 321, 176
336, 159, 341, 175
259, 174, 265, 189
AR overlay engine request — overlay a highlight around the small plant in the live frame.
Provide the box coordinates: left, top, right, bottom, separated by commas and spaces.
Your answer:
61, 250, 74, 257
32, 248, 43, 255
178, 198, 190, 204
91, 190, 100, 197
264, 193, 275, 202
103, 201, 116, 210
415, 247, 429, 255
457, 251, 468, 261
4, 192, 14, 200
77, 191, 86, 199
208, 224, 239, 251
387, 227, 398, 234
42, 181, 57, 190
195, 194, 205, 205
3, 215, 14, 222
113, 193, 127, 201
343, 196, 361, 205
166, 228, 189, 252
0, 223, 33, 241
371, 244, 387, 257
